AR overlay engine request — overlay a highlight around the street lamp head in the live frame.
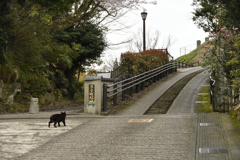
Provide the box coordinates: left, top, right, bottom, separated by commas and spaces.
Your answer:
141, 11, 148, 20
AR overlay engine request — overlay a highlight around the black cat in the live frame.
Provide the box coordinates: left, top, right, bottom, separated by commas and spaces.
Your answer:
48, 112, 66, 127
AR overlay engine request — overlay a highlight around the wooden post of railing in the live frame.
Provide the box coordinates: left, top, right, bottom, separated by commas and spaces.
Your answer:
168, 63, 170, 75
148, 68, 151, 85
136, 76, 139, 93
159, 66, 162, 79
153, 68, 156, 83
141, 71, 144, 91
145, 70, 149, 88
110, 71, 113, 78
163, 67, 166, 78
166, 65, 169, 76
122, 76, 125, 101
175, 61, 177, 72
113, 79, 117, 106
173, 61, 175, 72
103, 83, 107, 112
129, 74, 133, 97
157, 69, 160, 81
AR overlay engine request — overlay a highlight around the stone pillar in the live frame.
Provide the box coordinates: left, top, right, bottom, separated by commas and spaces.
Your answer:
197, 40, 201, 48
83, 76, 103, 114
29, 98, 39, 114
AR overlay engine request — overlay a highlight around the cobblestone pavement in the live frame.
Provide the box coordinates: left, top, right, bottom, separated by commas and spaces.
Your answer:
0, 67, 237, 159
196, 113, 231, 160
0, 113, 93, 160
17, 115, 198, 160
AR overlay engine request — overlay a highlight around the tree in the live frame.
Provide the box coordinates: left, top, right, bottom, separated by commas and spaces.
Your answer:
0, 0, 157, 98
192, 0, 240, 32
0, 1, 14, 66
226, 32, 240, 87
53, 22, 107, 79
100, 54, 120, 72
127, 29, 177, 52
192, 0, 240, 110
203, 27, 239, 109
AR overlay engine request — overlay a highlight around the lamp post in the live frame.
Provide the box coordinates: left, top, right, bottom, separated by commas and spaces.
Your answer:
141, 11, 147, 51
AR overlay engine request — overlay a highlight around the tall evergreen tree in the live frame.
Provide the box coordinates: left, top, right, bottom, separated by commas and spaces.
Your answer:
192, 0, 240, 32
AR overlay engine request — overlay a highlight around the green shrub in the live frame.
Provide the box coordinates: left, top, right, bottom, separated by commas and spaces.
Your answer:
68, 79, 84, 99
19, 73, 50, 97
120, 49, 169, 75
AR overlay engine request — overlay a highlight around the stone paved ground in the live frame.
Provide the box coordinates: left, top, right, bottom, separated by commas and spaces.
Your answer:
0, 114, 91, 160
17, 115, 198, 160
0, 67, 238, 160
196, 113, 231, 160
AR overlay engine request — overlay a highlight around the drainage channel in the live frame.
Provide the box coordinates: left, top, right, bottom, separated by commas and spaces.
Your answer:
144, 69, 206, 115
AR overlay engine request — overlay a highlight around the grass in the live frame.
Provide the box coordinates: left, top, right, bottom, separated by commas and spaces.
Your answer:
176, 41, 210, 64
229, 107, 240, 130
195, 86, 213, 113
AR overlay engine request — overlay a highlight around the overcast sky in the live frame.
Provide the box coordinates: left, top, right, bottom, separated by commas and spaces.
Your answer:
101, 0, 209, 68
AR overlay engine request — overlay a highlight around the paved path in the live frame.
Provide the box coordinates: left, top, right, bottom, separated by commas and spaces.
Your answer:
0, 67, 238, 159
16, 115, 197, 160
167, 70, 209, 114
115, 67, 204, 116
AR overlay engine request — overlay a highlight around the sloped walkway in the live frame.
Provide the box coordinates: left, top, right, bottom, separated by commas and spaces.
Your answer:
114, 66, 204, 116
0, 67, 239, 160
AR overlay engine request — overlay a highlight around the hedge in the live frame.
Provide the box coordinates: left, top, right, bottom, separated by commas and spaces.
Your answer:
120, 49, 169, 75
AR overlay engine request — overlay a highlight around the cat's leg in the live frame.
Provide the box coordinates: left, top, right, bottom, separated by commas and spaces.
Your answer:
63, 120, 66, 126
48, 120, 53, 127
54, 122, 57, 127
58, 122, 60, 127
